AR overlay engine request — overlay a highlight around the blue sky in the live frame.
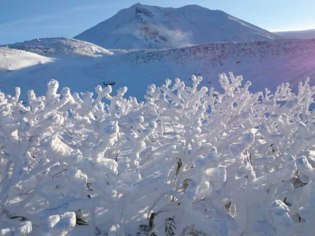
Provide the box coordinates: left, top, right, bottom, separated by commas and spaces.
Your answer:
1, 0, 315, 44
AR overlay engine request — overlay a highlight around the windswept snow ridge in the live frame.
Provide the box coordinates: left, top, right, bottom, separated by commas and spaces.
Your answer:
0, 47, 53, 71
0, 74, 314, 235
9, 38, 113, 57
76, 3, 278, 49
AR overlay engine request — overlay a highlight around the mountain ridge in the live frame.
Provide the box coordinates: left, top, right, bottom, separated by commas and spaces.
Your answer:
9, 37, 113, 57
275, 29, 315, 39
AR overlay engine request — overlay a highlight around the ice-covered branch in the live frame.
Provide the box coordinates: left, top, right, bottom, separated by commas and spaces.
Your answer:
0, 73, 314, 235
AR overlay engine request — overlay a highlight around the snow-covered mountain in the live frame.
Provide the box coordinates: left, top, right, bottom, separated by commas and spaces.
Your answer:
1, 4, 315, 235
75, 3, 278, 49
2, 38, 314, 101
275, 29, 315, 39
0, 5, 313, 101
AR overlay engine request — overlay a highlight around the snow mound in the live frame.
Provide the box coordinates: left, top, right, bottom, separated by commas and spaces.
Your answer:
8, 38, 113, 57
0, 47, 53, 71
76, 3, 279, 49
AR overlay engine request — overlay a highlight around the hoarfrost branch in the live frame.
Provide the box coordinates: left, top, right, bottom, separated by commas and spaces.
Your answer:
0, 73, 314, 235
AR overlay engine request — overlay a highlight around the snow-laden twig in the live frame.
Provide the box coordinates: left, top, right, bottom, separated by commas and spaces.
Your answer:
0, 73, 314, 235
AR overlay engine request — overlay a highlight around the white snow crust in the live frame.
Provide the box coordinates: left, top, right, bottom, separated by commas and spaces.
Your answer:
0, 47, 53, 71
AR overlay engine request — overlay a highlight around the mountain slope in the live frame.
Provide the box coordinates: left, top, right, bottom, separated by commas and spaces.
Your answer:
75, 3, 278, 49
0, 47, 53, 71
9, 37, 113, 57
275, 29, 315, 39
1, 38, 314, 101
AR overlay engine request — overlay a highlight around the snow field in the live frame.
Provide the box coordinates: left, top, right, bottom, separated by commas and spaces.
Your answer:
0, 47, 53, 71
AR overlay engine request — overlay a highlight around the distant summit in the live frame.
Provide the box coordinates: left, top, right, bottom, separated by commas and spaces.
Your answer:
75, 3, 279, 49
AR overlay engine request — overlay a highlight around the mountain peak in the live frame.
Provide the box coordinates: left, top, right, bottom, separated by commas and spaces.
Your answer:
76, 4, 279, 49
131, 2, 151, 8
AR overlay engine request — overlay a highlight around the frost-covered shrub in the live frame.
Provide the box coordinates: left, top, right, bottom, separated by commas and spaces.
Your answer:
0, 73, 314, 235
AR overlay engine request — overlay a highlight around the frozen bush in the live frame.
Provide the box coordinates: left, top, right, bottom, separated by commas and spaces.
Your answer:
0, 73, 314, 235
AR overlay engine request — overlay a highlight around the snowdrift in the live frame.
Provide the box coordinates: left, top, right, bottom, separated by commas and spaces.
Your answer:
0, 74, 314, 235
0, 47, 53, 71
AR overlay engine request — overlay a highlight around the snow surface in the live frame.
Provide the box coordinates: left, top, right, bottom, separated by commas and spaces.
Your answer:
75, 3, 278, 49
0, 47, 53, 71
2, 38, 315, 101
9, 38, 113, 57
0, 74, 314, 235
275, 29, 315, 40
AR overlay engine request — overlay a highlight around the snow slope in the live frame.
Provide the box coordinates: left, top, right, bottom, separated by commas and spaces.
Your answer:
76, 3, 278, 49
9, 38, 113, 57
2, 38, 314, 101
0, 47, 53, 71
275, 29, 315, 39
